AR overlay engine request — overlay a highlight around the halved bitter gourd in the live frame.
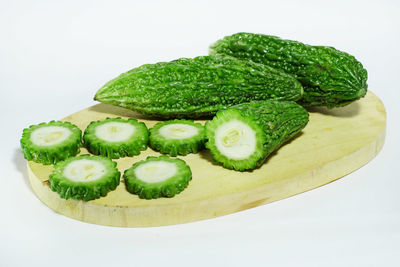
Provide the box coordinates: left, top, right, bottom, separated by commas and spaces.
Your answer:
205, 100, 309, 171
123, 156, 192, 199
20, 121, 82, 165
49, 154, 120, 201
149, 120, 205, 156
83, 117, 148, 159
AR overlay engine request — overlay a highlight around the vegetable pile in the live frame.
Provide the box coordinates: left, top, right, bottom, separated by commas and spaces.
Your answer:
21, 32, 368, 201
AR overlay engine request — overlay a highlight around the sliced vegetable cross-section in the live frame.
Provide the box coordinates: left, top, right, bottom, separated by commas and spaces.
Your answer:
20, 120, 82, 165
123, 156, 192, 199
149, 120, 205, 156
83, 117, 148, 159
49, 154, 120, 201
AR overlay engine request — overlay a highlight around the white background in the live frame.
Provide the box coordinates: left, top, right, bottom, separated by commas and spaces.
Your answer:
1, 0, 399, 266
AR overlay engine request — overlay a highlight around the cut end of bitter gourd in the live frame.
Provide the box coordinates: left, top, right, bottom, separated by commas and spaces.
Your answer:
20, 121, 82, 165
205, 109, 267, 171
123, 156, 192, 199
149, 120, 205, 156
49, 154, 120, 201
83, 117, 149, 159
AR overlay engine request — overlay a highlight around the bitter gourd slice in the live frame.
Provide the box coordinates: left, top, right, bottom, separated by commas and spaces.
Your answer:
210, 32, 368, 108
20, 121, 82, 165
49, 154, 120, 201
149, 120, 205, 156
123, 156, 192, 199
205, 100, 309, 171
83, 117, 148, 159
94, 56, 303, 119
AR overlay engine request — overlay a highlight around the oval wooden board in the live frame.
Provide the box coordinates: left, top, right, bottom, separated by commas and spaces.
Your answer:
27, 91, 386, 227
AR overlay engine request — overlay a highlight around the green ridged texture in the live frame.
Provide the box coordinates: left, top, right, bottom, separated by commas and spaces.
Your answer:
94, 56, 303, 119
20, 120, 82, 165
83, 117, 148, 159
49, 154, 121, 201
123, 156, 192, 199
205, 100, 309, 171
149, 120, 205, 156
209, 32, 368, 108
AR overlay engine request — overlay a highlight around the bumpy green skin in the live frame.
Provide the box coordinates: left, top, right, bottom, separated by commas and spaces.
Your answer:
83, 117, 148, 159
20, 121, 82, 165
94, 56, 303, 119
205, 100, 309, 171
123, 156, 192, 199
149, 120, 205, 156
49, 155, 120, 201
210, 33, 368, 108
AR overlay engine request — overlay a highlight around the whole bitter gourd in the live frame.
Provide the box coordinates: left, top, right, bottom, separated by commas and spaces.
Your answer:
94, 56, 303, 119
210, 32, 368, 108
205, 100, 309, 171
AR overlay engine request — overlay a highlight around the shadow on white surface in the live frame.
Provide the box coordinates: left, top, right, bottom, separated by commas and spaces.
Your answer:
13, 148, 34, 194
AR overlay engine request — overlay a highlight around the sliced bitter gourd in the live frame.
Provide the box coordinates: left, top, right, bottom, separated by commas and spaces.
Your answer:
149, 120, 205, 156
20, 120, 82, 165
205, 100, 309, 171
83, 117, 149, 159
123, 156, 192, 199
48, 154, 120, 201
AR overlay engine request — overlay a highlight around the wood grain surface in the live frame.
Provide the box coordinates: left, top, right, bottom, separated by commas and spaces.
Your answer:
27, 91, 386, 227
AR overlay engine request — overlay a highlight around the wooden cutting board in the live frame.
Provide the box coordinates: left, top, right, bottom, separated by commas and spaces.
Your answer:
27, 91, 386, 227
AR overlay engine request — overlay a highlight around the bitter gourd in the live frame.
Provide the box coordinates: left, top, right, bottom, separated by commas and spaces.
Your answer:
83, 117, 148, 159
123, 156, 192, 199
210, 32, 368, 108
49, 154, 120, 201
20, 121, 82, 165
94, 56, 303, 119
205, 100, 309, 171
149, 120, 205, 156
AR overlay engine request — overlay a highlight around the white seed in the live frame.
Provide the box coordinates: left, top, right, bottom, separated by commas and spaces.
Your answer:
159, 123, 199, 140
31, 126, 72, 146
134, 161, 177, 183
63, 159, 106, 182
95, 122, 136, 142
215, 120, 256, 160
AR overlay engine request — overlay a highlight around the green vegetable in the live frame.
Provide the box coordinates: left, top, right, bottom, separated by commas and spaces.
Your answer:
20, 121, 82, 165
209, 32, 368, 108
94, 56, 303, 119
149, 120, 205, 156
123, 156, 192, 199
49, 154, 120, 201
83, 117, 148, 159
205, 100, 309, 171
